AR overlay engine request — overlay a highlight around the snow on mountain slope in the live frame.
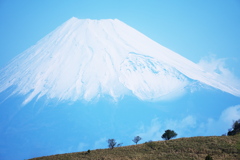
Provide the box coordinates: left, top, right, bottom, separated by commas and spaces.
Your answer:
0, 17, 239, 105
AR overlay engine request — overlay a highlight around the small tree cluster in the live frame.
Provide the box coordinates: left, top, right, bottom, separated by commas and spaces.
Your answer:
161, 129, 177, 140
227, 119, 240, 136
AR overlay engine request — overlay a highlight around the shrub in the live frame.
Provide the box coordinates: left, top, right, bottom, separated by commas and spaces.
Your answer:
161, 129, 177, 140
117, 143, 123, 147
205, 154, 213, 160
227, 119, 240, 136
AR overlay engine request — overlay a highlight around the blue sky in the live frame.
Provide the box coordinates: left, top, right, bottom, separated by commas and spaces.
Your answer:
0, 1, 240, 159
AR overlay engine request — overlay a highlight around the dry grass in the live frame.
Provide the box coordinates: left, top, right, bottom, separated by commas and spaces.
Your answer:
30, 134, 240, 160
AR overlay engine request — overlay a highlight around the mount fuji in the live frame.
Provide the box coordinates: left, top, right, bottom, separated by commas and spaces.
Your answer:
0, 17, 240, 160
1, 17, 239, 105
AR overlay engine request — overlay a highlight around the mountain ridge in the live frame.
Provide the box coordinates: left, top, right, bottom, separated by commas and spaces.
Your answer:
30, 134, 240, 160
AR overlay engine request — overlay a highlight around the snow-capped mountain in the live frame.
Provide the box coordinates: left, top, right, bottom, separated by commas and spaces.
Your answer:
0, 17, 239, 105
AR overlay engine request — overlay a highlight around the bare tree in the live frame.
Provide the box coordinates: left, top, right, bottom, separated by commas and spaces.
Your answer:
107, 139, 117, 149
132, 136, 142, 145
117, 143, 123, 147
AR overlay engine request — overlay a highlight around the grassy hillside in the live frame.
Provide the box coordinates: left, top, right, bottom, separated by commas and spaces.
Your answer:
30, 134, 240, 160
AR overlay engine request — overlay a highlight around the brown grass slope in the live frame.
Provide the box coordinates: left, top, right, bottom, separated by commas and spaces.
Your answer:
30, 134, 240, 160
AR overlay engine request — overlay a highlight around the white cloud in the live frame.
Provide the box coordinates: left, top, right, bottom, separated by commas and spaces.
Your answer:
198, 54, 240, 90
220, 105, 240, 123
93, 137, 107, 149
77, 142, 89, 151
136, 105, 240, 140
136, 115, 197, 141
198, 54, 227, 74
198, 105, 240, 136
137, 118, 163, 141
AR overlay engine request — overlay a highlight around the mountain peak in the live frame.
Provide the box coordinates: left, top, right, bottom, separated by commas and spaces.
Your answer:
0, 17, 239, 105
67, 17, 121, 23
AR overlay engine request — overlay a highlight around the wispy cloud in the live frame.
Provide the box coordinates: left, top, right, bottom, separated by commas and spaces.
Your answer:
136, 105, 240, 141
136, 115, 197, 141
220, 105, 240, 123
93, 137, 107, 149
197, 105, 240, 136
137, 118, 163, 141
77, 142, 89, 151
198, 54, 240, 90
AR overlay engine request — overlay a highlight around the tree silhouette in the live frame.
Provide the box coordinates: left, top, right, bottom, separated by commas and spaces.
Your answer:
161, 129, 177, 140
132, 136, 142, 145
107, 139, 117, 149
227, 119, 240, 136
